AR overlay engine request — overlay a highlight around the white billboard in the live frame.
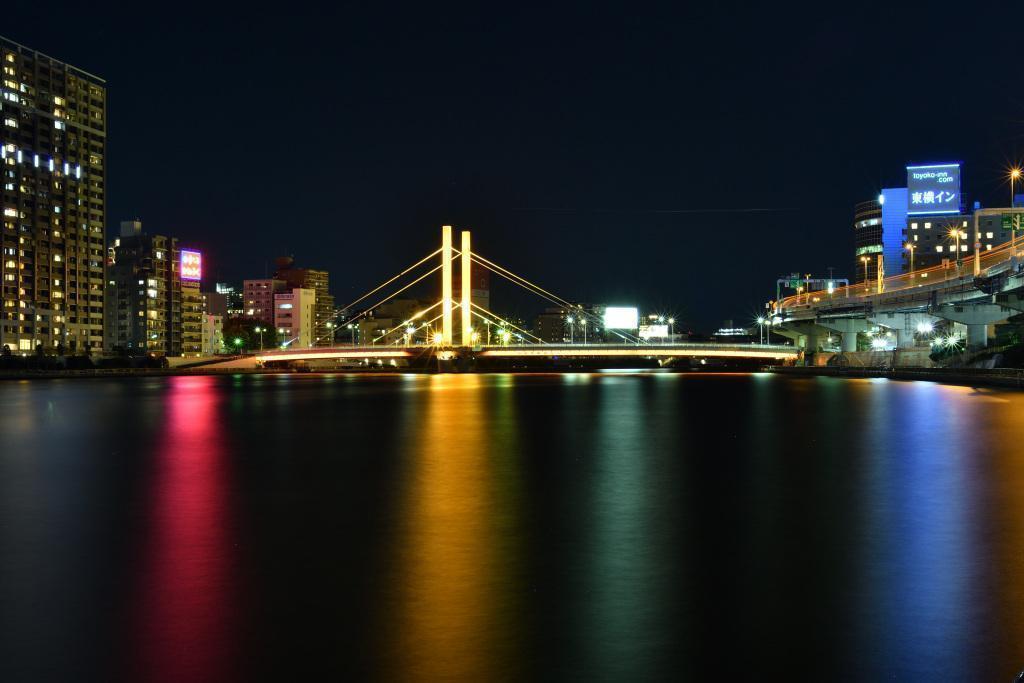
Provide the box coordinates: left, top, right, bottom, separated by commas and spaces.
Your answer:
603, 306, 638, 329
639, 324, 669, 339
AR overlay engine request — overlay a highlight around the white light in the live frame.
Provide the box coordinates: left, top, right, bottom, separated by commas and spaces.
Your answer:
916, 322, 933, 334
871, 338, 887, 349
878, 193, 885, 205
602, 306, 639, 329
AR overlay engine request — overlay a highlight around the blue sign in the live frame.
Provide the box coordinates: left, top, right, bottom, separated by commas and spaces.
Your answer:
906, 163, 961, 215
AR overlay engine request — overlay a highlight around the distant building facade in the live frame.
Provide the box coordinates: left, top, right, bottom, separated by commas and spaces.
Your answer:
104, 220, 202, 356
200, 313, 223, 355
274, 257, 334, 346
274, 287, 315, 348
243, 278, 283, 321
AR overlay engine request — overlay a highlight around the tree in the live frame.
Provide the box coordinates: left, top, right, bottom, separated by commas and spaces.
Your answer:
222, 316, 273, 352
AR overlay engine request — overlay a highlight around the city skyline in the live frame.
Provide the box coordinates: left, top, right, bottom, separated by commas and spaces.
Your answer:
4, 5, 1024, 330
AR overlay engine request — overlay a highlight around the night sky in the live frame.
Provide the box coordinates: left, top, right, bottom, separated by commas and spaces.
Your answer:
7, 4, 1024, 330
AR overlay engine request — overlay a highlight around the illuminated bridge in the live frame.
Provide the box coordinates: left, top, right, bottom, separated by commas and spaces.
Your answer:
207, 226, 797, 370
772, 207, 1024, 352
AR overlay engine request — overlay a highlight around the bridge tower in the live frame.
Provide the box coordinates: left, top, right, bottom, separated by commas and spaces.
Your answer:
442, 225, 453, 345
461, 230, 472, 346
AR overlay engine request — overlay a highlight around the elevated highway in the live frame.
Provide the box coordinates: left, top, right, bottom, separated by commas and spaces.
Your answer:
773, 225, 1024, 351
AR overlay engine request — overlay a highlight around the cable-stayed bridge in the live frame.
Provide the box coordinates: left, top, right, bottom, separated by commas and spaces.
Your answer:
210, 226, 796, 370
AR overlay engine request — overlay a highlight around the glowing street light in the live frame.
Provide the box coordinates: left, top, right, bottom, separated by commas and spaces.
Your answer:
325, 321, 334, 345
432, 331, 445, 346
1010, 166, 1021, 206
668, 317, 675, 337
254, 326, 264, 350
860, 256, 870, 292
346, 323, 356, 346
233, 337, 243, 350
905, 242, 916, 281
500, 329, 512, 345
566, 316, 575, 344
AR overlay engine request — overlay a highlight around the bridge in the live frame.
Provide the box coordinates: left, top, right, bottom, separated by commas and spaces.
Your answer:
207, 226, 798, 370
771, 207, 1024, 352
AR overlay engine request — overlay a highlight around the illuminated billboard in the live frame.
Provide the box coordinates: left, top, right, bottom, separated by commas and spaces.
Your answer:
180, 249, 202, 282
639, 324, 668, 339
603, 306, 638, 329
906, 163, 961, 215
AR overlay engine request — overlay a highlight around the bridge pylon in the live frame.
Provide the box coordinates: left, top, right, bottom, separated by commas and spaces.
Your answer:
442, 225, 453, 345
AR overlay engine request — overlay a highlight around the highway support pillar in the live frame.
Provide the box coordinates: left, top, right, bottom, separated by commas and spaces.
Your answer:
461, 231, 472, 347
867, 312, 941, 349
442, 225, 453, 345
932, 303, 1011, 349
774, 321, 829, 362
818, 318, 870, 353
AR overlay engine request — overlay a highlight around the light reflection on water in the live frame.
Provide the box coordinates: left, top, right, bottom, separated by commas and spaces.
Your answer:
0, 373, 1023, 681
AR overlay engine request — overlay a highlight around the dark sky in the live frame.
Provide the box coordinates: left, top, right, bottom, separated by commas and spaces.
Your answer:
8, 3, 1024, 330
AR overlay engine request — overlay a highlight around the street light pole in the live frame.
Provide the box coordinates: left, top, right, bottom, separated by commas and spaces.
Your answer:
906, 243, 915, 283
567, 316, 574, 344
255, 326, 264, 350
860, 256, 869, 293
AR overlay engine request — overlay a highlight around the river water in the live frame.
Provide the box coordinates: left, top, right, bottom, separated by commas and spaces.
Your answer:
1, 372, 1023, 681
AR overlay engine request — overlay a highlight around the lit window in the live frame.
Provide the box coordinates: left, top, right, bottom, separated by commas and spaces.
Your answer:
986, 244, 992, 250
911, 222, 918, 229
936, 246, 943, 252
986, 232, 993, 239
3, 118, 15, 128
53, 254, 62, 262
924, 222, 931, 229
961, 245, 968, 252
54, 121, 64, 130
913, 234, 918, 242
962, 221, 967, 227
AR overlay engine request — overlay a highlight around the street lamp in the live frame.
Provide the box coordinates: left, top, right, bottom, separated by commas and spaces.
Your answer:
581, 318, 587, 345
501, 329, 512, 345
325, 321, 334, 345
905, 242, 916, 282
347, 323, 356, 346
566, 316, 574, 344
254, 326, 264, 350
668, 317, 675, 338
1010, 166, 1021, 206
233, 337, 244, 351
756, 316, 765, 344
860, 256, 870, 292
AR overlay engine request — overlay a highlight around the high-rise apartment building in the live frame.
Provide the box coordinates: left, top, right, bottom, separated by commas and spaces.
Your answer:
1, 36, 106, 353
104, 221, 202, 356
274, 257, 334, 346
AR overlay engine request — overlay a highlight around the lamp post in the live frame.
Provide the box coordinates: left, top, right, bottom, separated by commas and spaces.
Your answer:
325, 321, 334, 346
756, 316, 765, 344
254, 326, 264, 350
1010, 167, 1020, 207
347, 323, 355, 346
668, 317, 675, 339
860, 256, 870, 292
905, 242, 916, 282
566, 316, 574, 344
949, 226, 962, 270
581, 318, 587, 345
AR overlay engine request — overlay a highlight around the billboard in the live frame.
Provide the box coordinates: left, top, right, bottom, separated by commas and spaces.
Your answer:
603, 306, 638, 329
639, 324, 668, 339
906, 164, 960, 215
180, 249, 202, 281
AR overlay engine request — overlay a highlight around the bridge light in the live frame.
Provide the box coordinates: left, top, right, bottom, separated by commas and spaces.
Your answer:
500, 329, 512, 345
432, 331, 444, 345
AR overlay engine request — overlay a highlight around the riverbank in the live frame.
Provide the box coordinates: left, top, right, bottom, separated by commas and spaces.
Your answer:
769, 365, 1024, 390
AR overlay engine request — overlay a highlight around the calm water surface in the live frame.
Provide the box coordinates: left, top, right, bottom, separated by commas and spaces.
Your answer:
1, 372, 1024, 682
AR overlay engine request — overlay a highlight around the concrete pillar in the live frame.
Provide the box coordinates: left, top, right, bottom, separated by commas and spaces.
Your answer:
895, 328, 915, 349
967, 324, 989, 349
932, 304, 1008, 350
819, 318, 870, 353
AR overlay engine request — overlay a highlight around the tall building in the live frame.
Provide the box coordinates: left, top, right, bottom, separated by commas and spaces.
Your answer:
908, 211, 1013, 271
273, 257, 334, 346
853, 197, 883, 286
104, 221, 203, 356
1, 37, 106, 353
274, 288, 315, 348
243, 278, 283, 321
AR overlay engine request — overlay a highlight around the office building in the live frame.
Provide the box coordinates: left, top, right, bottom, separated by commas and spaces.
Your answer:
215, 282, 243, 315
104, 220, 202, 356
274, 287, 315, 348
243, 278, 283, 321
202, 289, 228, 317
1, 36, 106, 353
274, 257, 334, 346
